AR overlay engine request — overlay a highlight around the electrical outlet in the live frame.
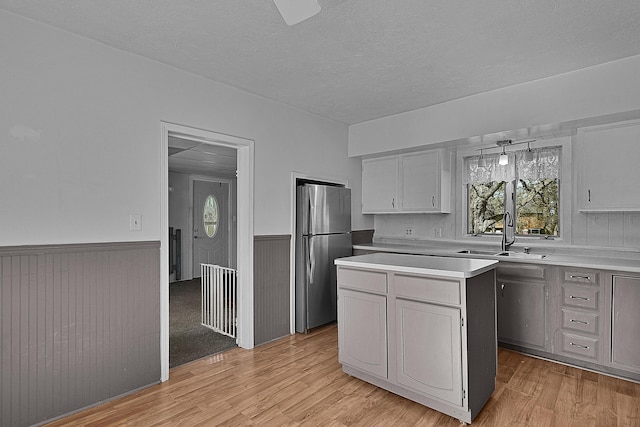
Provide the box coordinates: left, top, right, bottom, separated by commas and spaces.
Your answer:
405, 227, 414, 236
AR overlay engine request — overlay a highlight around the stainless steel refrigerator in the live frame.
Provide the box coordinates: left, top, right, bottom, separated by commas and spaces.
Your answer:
296, 184, 351, 333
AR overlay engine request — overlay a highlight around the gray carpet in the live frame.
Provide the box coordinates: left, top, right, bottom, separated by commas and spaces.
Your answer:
170, 279, 237, 368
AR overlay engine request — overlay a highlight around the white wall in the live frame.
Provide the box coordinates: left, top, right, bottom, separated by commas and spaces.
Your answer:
0, 10, 371, 247
349, 54, 640, 157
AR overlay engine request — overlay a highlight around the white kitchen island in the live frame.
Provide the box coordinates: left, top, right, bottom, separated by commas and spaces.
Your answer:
335, 253, 499, 424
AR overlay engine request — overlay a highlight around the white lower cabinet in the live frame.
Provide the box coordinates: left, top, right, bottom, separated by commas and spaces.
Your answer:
497, 279, 546, 349
496, 263, 548, 351
337, 264, 497, 424
396, 299, 462, 405
554, 269, 604, 364
338, 288, 387, 379
611, 275, 640, 374
495, 265, 640, 382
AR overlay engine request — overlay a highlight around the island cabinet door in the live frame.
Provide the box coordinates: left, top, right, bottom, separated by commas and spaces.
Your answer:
338, 288, 388, 379
395, 299, 463, 406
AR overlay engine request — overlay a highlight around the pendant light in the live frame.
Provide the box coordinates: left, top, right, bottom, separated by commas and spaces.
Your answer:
497, 139, 511, 165
523, 142, 534, 162
477, 149, 486, 168
499, 147, 508, 165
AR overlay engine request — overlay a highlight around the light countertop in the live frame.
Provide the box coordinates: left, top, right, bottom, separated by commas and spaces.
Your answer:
335, 252, 499, 278
352, 242, 640, 274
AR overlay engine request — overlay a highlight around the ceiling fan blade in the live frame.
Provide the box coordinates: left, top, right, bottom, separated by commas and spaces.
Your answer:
273, 0, 321, 26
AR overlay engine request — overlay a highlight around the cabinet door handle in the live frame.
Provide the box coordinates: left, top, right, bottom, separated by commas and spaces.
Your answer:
392, 198, 395, 208
569, 295, 589, 301
500, 283, 505, 297
569, 319, 589, 325
588, 189, 591, 202
432, 195, 435, 207
570, 275, 591, 280
570, 342, 590, 350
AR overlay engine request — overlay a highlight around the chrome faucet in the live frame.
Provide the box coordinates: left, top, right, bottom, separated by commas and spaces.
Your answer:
501, 211, 515, 252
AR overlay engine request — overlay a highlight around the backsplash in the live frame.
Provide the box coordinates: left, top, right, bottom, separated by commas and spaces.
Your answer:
374, 211, 640, 250
573, 211, 640, 249
374, 213, 455, 240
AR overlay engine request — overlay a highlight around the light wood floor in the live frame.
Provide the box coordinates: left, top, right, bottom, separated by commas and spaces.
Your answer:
47, 325, 640, 426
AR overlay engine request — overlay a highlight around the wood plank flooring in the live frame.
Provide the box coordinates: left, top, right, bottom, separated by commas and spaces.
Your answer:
46, 324, 640, 426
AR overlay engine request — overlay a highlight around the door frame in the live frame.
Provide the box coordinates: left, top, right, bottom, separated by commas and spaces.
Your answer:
189, 175, 234, 277
289, 172, 349, 335
161, 122, 254, 381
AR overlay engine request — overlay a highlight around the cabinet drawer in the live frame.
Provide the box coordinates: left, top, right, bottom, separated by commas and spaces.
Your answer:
338, 268, 387, 294
563, 270, 598, 285
559, 332, 599, 361
394, 274, 461, 305
561, 309, 599, 335
562, 284, 599, 311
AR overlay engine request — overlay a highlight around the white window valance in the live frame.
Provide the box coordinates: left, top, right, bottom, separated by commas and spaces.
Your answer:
464, 146, 561, 184
515, 147, 561, 181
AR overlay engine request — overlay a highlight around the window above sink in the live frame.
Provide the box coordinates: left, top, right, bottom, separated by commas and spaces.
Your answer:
464, 145, 561, 238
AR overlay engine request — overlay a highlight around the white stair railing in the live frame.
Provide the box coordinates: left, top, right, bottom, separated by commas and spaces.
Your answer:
201, 264, 237, 338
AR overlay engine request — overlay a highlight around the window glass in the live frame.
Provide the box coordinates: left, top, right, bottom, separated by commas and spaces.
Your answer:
203, 195, 219, 238
468, 182, 505, 234
465, 146, 560, 237
516, 178, 559, 236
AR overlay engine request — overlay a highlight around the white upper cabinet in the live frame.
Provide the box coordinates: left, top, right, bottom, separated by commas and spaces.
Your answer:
400, 150, 451, 213
362, 149, 451, 214
362, 155, 400, 213
577, 120, 640, 211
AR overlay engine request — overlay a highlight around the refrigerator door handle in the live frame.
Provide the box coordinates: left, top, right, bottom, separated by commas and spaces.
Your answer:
308, 238, 315, 284
306, 194, 315, 284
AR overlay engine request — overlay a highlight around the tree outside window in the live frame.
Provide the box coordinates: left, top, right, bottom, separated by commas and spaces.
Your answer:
465, 147, 560, 237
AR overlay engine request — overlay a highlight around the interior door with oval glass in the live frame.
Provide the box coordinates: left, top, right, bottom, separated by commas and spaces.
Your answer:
193, 179, 229, 277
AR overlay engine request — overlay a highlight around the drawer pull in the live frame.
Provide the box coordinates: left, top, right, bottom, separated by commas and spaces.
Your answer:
569, 295, 589, 301
569, 319, 589, 325
570, 275, 591, 280
570, 342, 590, 350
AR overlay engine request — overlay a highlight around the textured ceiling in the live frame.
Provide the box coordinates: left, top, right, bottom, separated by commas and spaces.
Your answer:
168, 136, 237, 177
2, 0, 640, 125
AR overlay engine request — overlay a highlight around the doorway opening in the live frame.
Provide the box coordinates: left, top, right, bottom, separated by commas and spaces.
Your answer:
161, 122, 254, 380
169, 164, 237, 367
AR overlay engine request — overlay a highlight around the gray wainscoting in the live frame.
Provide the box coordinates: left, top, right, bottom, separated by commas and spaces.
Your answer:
254, 235, 291, 346
0, 241, 160, 427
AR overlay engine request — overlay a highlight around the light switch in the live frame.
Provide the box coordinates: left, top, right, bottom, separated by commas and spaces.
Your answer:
130, 214, 142, 231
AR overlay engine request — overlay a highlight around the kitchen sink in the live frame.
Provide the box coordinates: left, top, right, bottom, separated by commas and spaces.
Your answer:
457, 249, 547, 259
457, 249, 498, 255
495, 251, 546, 259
